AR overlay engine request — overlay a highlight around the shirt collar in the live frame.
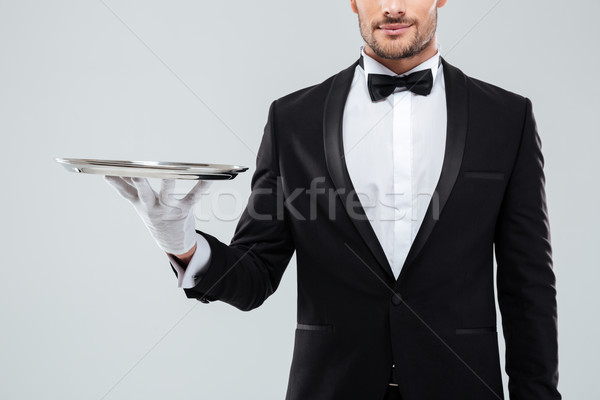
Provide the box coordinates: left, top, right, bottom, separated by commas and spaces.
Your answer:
359, 43, 442, 90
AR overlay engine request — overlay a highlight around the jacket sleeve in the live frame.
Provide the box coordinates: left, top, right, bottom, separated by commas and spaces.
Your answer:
494, 97, 561, 399
183, 100, 296, 311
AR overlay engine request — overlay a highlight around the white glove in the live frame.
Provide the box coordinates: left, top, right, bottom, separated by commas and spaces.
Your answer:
105, 176, 211, 255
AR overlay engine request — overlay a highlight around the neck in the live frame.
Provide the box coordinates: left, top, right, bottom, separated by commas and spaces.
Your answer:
364, 37, 439, 75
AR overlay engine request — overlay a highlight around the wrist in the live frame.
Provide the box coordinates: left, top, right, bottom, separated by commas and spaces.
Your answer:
168, 242, 197, 267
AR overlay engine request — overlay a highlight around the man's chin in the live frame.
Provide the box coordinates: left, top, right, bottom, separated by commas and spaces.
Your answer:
371, 44, 412, 60
372, 35, 413, 53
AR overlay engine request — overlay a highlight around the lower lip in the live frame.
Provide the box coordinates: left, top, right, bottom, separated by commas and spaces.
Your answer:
379, 26, 412, 35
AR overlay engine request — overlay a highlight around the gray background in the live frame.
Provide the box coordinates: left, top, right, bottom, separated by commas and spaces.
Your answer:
1, 0, 598, 398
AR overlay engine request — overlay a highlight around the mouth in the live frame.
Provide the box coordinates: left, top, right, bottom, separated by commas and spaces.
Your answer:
378, 23, 412, 36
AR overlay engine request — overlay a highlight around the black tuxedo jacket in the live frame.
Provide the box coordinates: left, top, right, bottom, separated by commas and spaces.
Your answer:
183, 58, 560, 400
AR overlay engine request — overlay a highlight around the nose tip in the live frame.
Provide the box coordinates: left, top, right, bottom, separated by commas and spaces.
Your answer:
384, 8, 405, 17
383, 1, 406, 16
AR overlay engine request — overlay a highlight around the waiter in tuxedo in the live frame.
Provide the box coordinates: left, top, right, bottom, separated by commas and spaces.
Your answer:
107, 0, 561, 399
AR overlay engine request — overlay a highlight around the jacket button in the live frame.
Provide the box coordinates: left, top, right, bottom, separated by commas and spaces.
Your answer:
198, 298, 210, 304
391, 293, 403, 306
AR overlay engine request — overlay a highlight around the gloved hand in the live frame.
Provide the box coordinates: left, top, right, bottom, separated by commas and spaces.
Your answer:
105, 176, 211, 255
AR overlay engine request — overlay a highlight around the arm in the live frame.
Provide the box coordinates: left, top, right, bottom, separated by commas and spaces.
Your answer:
183, 101, 296, 311
494, 98, 561, 399
170, 242, 197, 267
167, 233, 212, 288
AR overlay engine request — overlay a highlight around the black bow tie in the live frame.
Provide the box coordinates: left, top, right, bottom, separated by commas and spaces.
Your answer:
367, 69, 434, 102
358, 55, 435, 102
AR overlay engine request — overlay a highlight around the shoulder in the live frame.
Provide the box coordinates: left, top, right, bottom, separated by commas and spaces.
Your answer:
269, 60, 359, 119
453, 61, 529, 115
442, 58, 524, 102
467, 75, 527, 107
271, 74, 337, 117
443, 59, 531, 128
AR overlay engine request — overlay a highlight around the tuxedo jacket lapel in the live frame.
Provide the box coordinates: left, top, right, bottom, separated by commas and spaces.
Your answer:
323, 59, 396, 281
397, 57, 468, 284
323, 56, 468, 284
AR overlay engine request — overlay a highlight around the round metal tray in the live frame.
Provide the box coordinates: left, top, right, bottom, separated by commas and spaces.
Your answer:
56, 158, 248, 180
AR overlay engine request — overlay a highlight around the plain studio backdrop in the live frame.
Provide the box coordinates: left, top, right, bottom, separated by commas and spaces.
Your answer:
1, 0, 598, 398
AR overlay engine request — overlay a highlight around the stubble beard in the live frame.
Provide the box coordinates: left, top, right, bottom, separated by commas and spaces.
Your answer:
359, 10, 437, 60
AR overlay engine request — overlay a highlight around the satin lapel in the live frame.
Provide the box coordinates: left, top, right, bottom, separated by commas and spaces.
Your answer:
323, 60, 396, 281
397, 57, 469, 284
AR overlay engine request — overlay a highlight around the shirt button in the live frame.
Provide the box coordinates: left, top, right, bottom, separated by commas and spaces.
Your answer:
391, 293, 403, 306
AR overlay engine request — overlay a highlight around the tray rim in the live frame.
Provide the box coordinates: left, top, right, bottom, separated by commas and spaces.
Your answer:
55, 157, 248, 173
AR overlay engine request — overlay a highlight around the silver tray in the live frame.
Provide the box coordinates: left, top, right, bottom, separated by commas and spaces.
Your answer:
56, 158, 248, 180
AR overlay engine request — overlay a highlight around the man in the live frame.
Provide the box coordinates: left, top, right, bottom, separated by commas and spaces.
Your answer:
107, 0, 561, 399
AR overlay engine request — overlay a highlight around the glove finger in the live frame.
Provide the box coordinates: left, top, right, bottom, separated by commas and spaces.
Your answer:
119, 177, 140, 193
104, 175, 138, 202
131, 177, 157, 207
182, 180, 212, 205
122, 177, 136, 186
159, 179, 177, 205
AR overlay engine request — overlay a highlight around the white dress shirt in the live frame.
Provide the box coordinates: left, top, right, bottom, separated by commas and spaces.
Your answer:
171, 44, 447, 286
343, 44, 446, 278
